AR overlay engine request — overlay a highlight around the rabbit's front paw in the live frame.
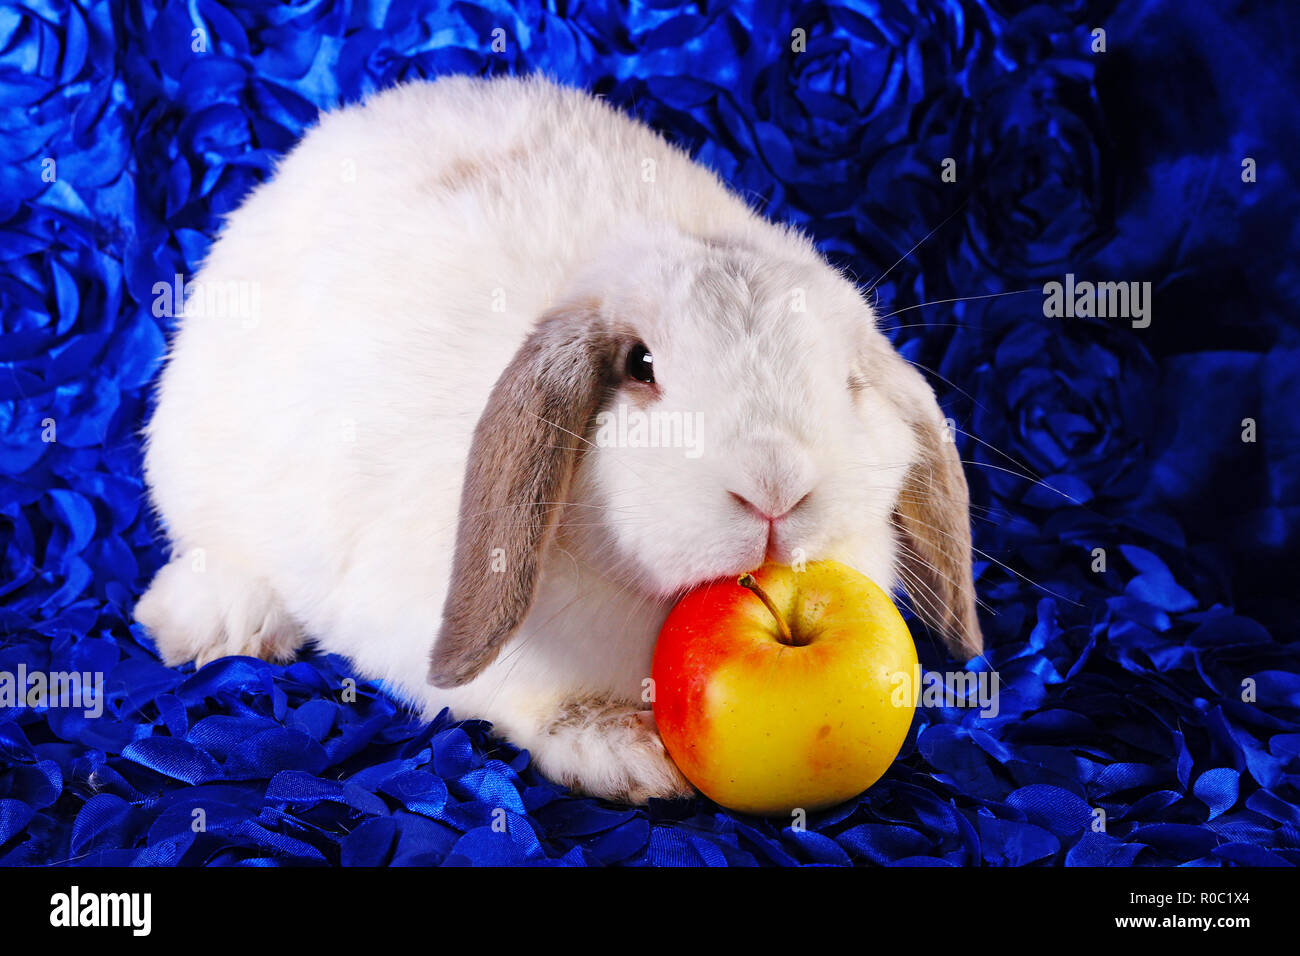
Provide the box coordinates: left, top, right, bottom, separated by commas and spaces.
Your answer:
136, 555, 304, 668
534, 697, 695, 805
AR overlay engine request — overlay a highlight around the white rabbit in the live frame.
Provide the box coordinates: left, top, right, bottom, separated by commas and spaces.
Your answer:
137, 74, 981, 803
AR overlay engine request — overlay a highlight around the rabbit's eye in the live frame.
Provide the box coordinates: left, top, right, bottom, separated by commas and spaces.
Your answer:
625, 342, 655, 384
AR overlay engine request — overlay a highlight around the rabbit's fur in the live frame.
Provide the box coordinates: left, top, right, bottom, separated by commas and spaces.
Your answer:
138, 75, 981, 803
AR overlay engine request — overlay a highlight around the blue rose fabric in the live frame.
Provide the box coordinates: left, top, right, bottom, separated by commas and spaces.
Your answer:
2, 0, 1299, 866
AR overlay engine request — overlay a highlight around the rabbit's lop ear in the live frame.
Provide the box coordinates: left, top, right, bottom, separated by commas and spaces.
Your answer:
429, 301, 619, 688
869, 338, 983, 660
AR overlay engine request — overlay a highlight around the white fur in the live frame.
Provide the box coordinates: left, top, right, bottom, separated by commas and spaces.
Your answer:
138, 75, 928, 801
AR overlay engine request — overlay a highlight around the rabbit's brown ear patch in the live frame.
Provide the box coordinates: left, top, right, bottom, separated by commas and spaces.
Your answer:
892, 412, 983, 659
429, 300, 619, 688
860, 331, 983, 660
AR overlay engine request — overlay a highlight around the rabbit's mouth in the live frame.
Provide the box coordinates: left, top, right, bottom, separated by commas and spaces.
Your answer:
699, 533, 809, 589
749, 511, 807, 569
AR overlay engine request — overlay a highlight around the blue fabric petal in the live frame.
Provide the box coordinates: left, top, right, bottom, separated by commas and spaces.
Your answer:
1192, 768, 1240, 820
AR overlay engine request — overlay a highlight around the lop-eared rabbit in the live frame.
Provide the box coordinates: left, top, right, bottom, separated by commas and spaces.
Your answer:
138, 75, 981, 802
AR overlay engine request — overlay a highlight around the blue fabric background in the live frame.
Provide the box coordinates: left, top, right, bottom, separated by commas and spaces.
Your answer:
2, 0, 1299, 866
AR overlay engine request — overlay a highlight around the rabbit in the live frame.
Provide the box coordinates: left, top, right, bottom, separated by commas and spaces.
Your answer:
136, 73, 982, 804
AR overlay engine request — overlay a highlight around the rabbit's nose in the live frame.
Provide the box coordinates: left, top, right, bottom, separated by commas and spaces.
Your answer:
727, 487, 813, 525
726, 437, 818, 524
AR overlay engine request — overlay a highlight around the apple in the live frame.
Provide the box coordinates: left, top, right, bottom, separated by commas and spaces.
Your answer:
651, 560, 918, 815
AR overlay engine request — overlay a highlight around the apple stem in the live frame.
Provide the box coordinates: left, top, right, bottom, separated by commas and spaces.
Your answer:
737, 573, 798, 646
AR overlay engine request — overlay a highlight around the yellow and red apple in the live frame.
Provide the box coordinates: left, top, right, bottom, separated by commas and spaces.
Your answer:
652, 560, 918, 815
